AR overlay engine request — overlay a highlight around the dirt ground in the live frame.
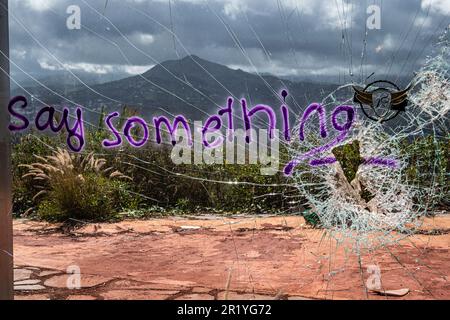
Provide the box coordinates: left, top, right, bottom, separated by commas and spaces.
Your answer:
12, 214, 450, 300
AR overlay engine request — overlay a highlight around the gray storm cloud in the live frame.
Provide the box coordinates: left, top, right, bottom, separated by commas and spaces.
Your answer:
7, 0, 450, 83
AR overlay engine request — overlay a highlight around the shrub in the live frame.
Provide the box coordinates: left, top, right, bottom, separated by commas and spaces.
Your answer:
14, 128, 446, 220
302, 210, 322, 228
108, 143, 294, 213
12, 133, 60, 216
401, 135, 449, 208
21, 148, 133, 222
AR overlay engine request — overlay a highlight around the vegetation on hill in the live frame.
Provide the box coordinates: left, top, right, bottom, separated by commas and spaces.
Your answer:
11, 126, 448, 223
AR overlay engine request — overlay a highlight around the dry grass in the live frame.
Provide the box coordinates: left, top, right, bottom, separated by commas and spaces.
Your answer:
20, 148, 132, 222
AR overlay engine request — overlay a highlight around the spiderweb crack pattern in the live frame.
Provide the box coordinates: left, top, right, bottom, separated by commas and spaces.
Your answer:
286, 28, 450, 251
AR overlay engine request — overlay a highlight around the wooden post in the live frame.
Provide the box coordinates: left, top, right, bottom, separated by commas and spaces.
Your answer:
0, 0, 13, 301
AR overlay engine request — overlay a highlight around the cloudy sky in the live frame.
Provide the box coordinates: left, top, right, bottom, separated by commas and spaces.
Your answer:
7, 0, 450, 84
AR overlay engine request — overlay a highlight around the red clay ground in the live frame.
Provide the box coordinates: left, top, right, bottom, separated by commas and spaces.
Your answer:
13, 214, 449, 300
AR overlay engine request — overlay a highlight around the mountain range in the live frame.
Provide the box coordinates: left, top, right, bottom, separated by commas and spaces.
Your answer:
13, 55, 344, 121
